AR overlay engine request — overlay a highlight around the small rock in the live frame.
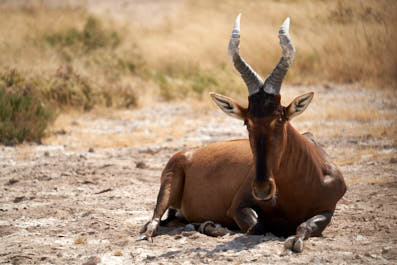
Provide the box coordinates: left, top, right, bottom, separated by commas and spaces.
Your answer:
311, 257, 321, 264
13, 196, 25, 203
113, 251, 123, 256
356, 235, 367, 241
389, 157, 397, 164
55, 129, 67, 135
139, 148, 157, 155
82, 256, 101, 265
44, 151, 50, 157
88, 148, 95, 153
6, 179, 18, 186
382, 246, 392, 254
382, 246, 397, 260
280, 249, 293, 256
136, 161, 148, 169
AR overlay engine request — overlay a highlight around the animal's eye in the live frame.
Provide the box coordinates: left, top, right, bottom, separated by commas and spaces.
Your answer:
273, 117, 283, 128
244, 120, 250, 129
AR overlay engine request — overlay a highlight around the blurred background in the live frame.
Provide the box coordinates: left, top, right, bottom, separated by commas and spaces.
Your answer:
0, 0, 396, 145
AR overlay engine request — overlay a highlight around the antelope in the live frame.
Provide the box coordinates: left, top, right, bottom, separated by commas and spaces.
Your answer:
138, 14, 346, 253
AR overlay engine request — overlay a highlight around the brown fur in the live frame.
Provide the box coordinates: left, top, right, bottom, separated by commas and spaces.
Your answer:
140, 116, 346, 241
139, 139, 253, 239
204, 90, 347, 253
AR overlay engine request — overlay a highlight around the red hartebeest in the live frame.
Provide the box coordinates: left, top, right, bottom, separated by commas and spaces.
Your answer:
138, 14, 346, 253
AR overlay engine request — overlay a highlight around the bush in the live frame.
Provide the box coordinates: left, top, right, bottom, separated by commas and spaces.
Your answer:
44, 16, 120, 53
0, 69, 55, 145
42, 65, 94, 110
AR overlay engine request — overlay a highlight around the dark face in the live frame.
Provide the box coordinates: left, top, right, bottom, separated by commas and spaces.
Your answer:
245, 91, 286, 201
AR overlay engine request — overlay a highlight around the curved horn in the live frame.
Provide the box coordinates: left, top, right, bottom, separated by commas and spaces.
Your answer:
264, 17, 295, 95
228, 13, 264, 96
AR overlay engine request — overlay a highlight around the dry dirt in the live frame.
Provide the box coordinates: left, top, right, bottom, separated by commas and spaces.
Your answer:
0, 85, 396, 265
1, 1, 397, 264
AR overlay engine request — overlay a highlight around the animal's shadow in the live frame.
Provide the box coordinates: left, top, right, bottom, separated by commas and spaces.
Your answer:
144, 226, 283, 262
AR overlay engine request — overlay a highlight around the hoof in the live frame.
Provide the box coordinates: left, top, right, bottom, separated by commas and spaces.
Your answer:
136, 234, 153, 243
198, 221, 231, 237
198, 221, 215, 234
184, 224, 196, 232
138, 219, 159, 242
284, 235, 303, 253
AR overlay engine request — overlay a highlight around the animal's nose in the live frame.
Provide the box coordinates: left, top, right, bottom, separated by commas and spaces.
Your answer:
252, 178, 275, 201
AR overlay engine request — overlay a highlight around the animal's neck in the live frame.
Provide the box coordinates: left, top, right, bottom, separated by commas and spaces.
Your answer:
278, 123, 321, 180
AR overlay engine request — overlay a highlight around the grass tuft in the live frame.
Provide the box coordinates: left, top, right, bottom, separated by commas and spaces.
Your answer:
44, 16, 120, 53
0, 69, 55, 145
43, 65, 94, 111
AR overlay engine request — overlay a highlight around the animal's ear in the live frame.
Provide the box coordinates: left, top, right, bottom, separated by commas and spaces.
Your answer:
210, 92, 246, 120
285, 92, 314, 120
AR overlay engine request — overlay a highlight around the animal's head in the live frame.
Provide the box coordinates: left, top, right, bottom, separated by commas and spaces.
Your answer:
211, 14, 313, 201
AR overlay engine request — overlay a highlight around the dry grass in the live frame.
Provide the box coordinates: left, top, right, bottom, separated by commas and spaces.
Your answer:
0, 1, 396, 145
135, 0, 397, 92
73, 236, 87, 245
0, 1, 395, 106
113, 251, 123, 256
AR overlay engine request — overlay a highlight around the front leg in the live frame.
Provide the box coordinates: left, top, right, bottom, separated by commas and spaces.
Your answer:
232, 207, 265, 235
228, 170, 265, 235
284, 212, 332, 253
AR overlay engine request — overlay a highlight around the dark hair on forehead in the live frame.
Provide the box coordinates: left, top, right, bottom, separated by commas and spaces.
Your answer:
248, 90, 281, 118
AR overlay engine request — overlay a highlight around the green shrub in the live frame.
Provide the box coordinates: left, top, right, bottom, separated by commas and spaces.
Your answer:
0, 70, 55, 145
42, 65, 94, 110
44, 16, 120, 53
151, 64, 220, 101
191, 71, 218, 95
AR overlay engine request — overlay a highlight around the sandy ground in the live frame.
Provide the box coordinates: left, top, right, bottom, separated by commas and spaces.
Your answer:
0, 84, 396, 264
1, 1, 397, 264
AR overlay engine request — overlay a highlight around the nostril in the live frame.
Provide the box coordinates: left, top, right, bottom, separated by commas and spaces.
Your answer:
252, 179, 275, 201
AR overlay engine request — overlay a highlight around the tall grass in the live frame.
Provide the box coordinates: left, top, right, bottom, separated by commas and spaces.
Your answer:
135, 0, 397, 90
0, 1, 395, 143
0, 69, 55, 145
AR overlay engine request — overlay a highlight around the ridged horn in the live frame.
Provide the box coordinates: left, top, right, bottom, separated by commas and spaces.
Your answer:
263, 17, 295, 95
228, 13, 264, 96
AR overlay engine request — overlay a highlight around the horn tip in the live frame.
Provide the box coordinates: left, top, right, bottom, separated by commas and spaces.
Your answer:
279, 17, 290, 35
234, 13, 242, 30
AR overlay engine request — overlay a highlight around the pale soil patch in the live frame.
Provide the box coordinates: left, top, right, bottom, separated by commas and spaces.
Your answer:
1, 86, 396, 264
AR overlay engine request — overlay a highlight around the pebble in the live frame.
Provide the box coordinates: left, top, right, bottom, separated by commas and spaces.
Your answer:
390, 157, 397, 163
136, 161, 148, 169
355, 235, 367, 241
82, 256, 101, 265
